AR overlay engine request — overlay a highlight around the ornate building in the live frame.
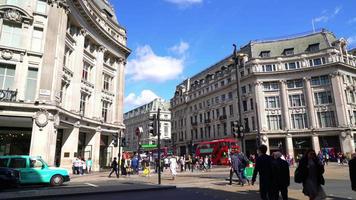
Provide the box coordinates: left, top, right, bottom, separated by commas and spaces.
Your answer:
0, 0, 130, 171
171, 29, 356, 158
124, 98, 172, 152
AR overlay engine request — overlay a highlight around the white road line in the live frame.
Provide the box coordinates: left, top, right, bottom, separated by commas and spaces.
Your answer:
85, 183, 99, 188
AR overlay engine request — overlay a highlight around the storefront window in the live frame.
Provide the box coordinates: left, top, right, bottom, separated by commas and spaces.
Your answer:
0, 129, 31, 156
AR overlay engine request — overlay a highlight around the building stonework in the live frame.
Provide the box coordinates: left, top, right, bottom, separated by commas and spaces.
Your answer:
0, 0, 130, 171
171, 29, 356, 158
124, 98, 172, 152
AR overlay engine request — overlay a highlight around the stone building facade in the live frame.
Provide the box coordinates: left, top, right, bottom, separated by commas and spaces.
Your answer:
124, 98, 171, 152
171, 29, 356, 158
0, 0, 130, 171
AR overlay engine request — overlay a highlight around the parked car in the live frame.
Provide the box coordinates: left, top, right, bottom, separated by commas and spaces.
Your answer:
0, 156, 70, 186
0, 167, 20, 189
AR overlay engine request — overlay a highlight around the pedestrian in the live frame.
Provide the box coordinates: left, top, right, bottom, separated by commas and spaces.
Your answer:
270, 151, 290, 200
164, 156, 169, 170
179, 156, 185, 172
204, 156, 209, 171
108, 157, 118, 178
78, 157, 84, 175
169, 155, 178, 180
229, 150, 247, 186
295, 149, 326, 200
252, 145, 272, 200
86, 158, 92, 174
349, 150, 356, 191
238, 151, 250, 185
81, 158, 86, 175
131, 155, 139, 174
121, 157, 127, 176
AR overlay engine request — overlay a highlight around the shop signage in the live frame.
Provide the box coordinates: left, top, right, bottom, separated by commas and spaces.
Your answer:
0, 89, 17, 102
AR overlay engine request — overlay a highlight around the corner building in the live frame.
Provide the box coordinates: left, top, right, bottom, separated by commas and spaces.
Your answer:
171, 30, 356, 158
0, 0, 130, 171
124, 98, 172, 152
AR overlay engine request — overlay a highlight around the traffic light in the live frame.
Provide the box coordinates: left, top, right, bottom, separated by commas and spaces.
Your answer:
112, 133, 118, 147
121, 137, 126, 147
232, 121, 244, 138
148, 114, 157, 136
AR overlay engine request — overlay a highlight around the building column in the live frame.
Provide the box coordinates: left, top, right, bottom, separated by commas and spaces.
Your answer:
312, 134, 321, 153
29, 112, 57, 166
280, 80, 290, 130
285, 134, 294, 158
92, 46, 105, 119
304, 77, 317, 129
254, 81, 267, 131
60, 123, 79, 171
86, 128, 101, 171
114, 58, 126, 124
340, 131, 355, 156
330, 72, 348, 127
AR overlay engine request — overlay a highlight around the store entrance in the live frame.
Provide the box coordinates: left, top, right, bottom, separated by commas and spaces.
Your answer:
0, 128, 32, 155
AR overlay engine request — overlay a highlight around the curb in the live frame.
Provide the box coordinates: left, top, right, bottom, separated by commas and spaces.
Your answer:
2, 185, 177, 200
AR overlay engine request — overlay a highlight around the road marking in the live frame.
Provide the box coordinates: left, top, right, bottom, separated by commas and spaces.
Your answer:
85, 183, 99, 188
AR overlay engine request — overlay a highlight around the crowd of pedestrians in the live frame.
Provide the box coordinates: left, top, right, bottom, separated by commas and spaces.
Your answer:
72, 157, 93, 175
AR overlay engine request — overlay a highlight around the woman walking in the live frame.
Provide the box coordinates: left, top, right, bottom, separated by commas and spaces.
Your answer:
295, 149, 326, 200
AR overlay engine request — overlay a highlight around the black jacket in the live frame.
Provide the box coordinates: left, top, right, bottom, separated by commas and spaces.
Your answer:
297, 157, 325, 185
349, 157, 356, 191
252, 154, 272, 188
271, 158, 290, 188
111, 160, 118, 170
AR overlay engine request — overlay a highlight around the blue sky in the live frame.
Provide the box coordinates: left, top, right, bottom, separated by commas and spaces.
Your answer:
111, 0, 356, 112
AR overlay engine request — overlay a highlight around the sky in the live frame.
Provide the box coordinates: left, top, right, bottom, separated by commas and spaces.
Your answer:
111, 0, 356, 112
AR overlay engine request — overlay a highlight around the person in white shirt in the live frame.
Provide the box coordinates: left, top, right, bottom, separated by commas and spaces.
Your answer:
169, 155, 178, 180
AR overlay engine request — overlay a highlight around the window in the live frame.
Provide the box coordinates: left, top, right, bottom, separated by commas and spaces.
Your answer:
241, 86, 246, 94
250, 98, 254, 110
103, 74, 112, 91
260, 51, 271, 58
9, 158, 26, 168
244, 118, 250, 132
36, 0, 47, 13
262, 64, 276, 72
229, 105, 234, 116
82, 62, 92, 81
0, 64, 15, 89
265, 96, 280, 108
291, 113, 308, 129
102, 101, 110, 122
80, 93, 87, 115
317, 111, 336, 127
30, 159, 43, 168
311, 75, 330, 86
0, 158, 8, 167
5, 0, 23, 6
267, 115, 282, 130
31, 28, 43, 52
25, 68, 38, 100
1, 21, 22, 48
283, 48, 294, 56
349, 91, 355, 103
220, 80, 225, 87
228, 92, 233, 100
243, 100, 247, 111
252, 116, 256, 130
308, 43, 320, 52
309, 58, 326, 67
63, 47, 72, 67
314, 91, 332, 105
289, 94, 305, 107
221, 94, 226, 101
263, 82, 279, 91
285, 62, 300, 70
287, 79, 303, 88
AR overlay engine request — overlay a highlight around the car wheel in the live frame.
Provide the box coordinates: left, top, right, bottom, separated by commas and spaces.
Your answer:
50, 175, 63, 186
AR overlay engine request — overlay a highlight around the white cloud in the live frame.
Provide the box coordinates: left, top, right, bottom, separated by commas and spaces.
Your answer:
124, 90, 160, 109
164, 0, 203, 7
126, 44, 185, 82
347, 36, 356, 46
314, 6, 342, 23
169, 41, 190, 55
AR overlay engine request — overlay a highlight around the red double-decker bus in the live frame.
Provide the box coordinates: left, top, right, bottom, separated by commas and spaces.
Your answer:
195, 138, 240, 165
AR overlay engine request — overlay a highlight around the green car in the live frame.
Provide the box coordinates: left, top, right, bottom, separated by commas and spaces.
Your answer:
0, 155, 70, 186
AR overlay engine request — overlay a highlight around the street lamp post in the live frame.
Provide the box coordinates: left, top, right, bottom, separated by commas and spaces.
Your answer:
232, 44, 245, 153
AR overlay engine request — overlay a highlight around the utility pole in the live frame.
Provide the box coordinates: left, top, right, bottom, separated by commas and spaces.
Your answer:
232, 44, 244, 153
157, 108, 161, 185
117, 131, 122, 178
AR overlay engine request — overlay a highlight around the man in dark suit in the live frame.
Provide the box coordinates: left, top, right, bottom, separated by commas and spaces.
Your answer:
108, 157, 118, 178
349, 150, 356, 191
252, 145, 272, 200
270, 151, 290, 200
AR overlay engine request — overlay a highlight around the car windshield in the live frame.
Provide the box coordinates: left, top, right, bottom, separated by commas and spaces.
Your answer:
0, 158, 8, 167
